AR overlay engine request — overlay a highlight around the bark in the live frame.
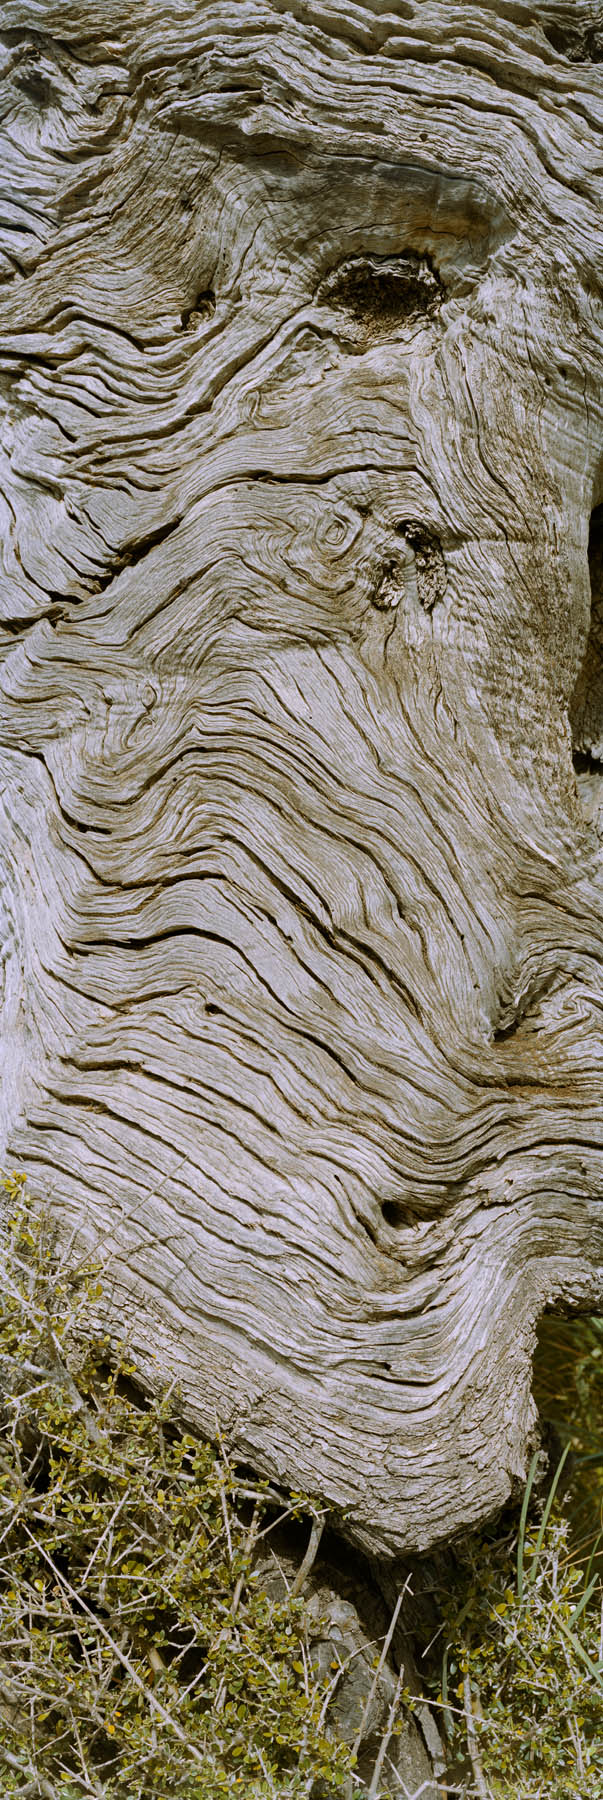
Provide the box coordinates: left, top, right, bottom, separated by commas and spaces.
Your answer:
0, 0, 602, 1558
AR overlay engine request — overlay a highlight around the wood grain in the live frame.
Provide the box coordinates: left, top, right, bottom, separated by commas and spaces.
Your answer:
1, 0, 602, 1555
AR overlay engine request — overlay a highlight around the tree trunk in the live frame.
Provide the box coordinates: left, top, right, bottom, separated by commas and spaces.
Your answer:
1, 0, 602, 1559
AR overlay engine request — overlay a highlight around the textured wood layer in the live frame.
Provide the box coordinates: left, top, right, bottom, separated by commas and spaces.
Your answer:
1, 0, 603, 1555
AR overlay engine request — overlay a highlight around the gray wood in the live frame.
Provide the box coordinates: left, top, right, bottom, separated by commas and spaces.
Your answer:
1, 0, 602, 1557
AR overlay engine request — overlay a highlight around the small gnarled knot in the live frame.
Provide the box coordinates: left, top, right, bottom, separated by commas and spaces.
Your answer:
371, 557, 405, 611
395, 520, 447, 611
316, 251, 444, 331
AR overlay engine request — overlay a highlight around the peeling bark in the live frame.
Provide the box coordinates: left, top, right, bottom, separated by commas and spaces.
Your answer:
1, 0, 602, 1558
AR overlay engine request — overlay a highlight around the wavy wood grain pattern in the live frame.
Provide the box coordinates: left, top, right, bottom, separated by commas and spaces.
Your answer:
1, 0, 602, 1555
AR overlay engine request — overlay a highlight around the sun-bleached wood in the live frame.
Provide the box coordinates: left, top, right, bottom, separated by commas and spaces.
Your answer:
1, 0, 602, 1557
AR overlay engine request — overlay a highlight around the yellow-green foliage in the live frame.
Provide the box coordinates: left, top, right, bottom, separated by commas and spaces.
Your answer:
533, 1313, 603, 1570
0, 1174, 354, 1799
3, 1171, 603, 1800
436, 1453, 603, 1799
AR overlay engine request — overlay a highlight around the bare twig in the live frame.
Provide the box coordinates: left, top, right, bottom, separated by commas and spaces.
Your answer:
217, 1474, 233, 1564
0, 1744, 57, 1798
289, 1513, 325, 1599
231, 1500, 262, 1617
462, 1672, 492, 1800
351, 1579, 411, 1762
368, 1661, 405, 1798
22, 1527, 208, 1769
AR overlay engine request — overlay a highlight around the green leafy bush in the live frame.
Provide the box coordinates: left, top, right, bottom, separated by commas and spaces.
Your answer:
533, 1313, 603, 1571
4, 1169, 603, 1800
435, 1450, 603, 1798
0, 1173, 355, 1799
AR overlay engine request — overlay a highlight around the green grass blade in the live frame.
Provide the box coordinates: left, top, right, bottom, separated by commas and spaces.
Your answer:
517, 1452, 540, 1601
585, 1528, 603, 1589
568, 1573, 600, 1630
441, 1642, 454, 1740
526, 1445, 571, 1587
557, 1615, 603, 1696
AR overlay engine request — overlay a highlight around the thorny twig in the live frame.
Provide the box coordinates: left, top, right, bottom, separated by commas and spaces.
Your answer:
351, 1579, 411, 1762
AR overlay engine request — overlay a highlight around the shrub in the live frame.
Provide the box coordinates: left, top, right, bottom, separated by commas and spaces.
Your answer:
0, 1173, 355, 1799
4, 1169, 603, 1800
435, 1451, 603, 1798
533, 1313, 603, 1573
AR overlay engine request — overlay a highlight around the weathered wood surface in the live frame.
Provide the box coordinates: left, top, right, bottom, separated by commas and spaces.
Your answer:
1, 0, 602, 1557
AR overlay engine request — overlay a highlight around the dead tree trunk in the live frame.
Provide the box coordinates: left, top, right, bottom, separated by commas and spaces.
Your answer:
1, 0, 602, 1559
